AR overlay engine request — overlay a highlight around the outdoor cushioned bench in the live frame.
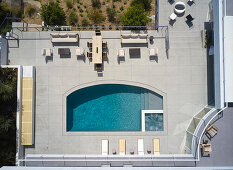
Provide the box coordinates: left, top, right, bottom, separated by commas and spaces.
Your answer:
121, 34, 148, 43
50, 32, 79, 43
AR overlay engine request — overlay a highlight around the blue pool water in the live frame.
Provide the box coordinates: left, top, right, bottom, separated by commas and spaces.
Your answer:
67, 84, 163, 131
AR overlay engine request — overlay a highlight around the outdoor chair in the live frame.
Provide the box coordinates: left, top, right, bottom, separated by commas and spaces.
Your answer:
75, 47, 84, 56
119, 139, 126, 155
101, 25, 105, 29
186, 14, 194, 22
149, 48, 158, 57
95, 64, 102, 70
87, 42, 92, 48
138, 139, 144, 155
117, 48, 125, 57
170, 13, 177, 21
201, 144, 212, 155
87, 52, 92, 59
102, 42, 107, 49
42, 48, 52, 57
102, 52, 107, 58
95, 30, 101, 36
101, 139, 109, 155
206, 124, 218, 138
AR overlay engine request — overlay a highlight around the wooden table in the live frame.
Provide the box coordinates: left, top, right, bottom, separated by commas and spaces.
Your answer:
92, 36, 102, 64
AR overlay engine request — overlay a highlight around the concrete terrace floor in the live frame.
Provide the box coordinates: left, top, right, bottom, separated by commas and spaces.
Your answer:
8, 0, 210, 155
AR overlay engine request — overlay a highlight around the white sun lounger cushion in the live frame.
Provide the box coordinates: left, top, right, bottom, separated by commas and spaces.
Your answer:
102, 140, 109, 155
138, 139, 144, 155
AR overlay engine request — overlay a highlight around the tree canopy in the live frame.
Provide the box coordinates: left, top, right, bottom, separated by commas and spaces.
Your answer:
0, 68, 17, 167
131, 0, 152, 11
120, 5, 151, 28
41, 2, 66, 25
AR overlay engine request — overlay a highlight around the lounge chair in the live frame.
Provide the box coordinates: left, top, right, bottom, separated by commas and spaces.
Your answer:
102, 139, 109, 155
138, 139, 144, 155
119, 139, 126, 155
206, 124, 218, 138
153, 138, 160, 155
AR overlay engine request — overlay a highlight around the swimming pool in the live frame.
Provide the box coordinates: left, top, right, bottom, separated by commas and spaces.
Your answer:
66, 84, 163, 131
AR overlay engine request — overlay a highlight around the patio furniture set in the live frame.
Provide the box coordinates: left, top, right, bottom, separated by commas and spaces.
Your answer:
87, 30, 108, 71
101, 138, 160, 156
44, 31, 159, 68
200, 124, 218, 155
169, 1, 195, 26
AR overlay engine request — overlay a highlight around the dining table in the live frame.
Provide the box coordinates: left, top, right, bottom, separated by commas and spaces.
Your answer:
92, 36, 102, 64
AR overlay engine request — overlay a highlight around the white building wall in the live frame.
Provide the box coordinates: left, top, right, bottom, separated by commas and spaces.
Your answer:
223, 17, 233, 102
213, 0, 225, 109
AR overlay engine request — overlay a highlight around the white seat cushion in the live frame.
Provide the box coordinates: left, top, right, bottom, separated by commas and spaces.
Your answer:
121, 34, 131, 39
139, 34, 147, 39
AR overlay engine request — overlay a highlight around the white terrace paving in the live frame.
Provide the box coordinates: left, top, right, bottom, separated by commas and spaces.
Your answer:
8, 0, 210, 155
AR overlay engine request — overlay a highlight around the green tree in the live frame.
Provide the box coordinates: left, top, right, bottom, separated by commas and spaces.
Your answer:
88, 10, 105, 24
106, 7, 116, 22
131, 0, 152, 11
120, 5, 151, 28
68, 11, 78, 25
41, 2, 66, 25
0, 68, 17, 167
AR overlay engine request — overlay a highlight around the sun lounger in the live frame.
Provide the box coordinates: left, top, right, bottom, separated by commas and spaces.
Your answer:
153, 138, 160, 155
102, 139, 109, 155
138, 139, 144, 155
119, 139, 126, 155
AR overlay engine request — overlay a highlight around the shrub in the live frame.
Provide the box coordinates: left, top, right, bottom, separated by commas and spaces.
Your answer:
26, 6, 36, 17
68, 11, 78, 25
66, 0, 73, 9
80, 13, 83, 17
102, 1, 105, 5
131, 0, 152, 11
92, 0, 101, 8
79, 8, 83, 13
41, 2, 66, 25
120, 5, 150, 28
84, 5, 87, 8
120, 6, 124, 11
88, 10, 105, 24
124, 1, 127, 5
56, 0, 60, 3
106, 7, 116, 22
82, 19, 89, 26
112, 4, 116, 8
75, 0, 80, 3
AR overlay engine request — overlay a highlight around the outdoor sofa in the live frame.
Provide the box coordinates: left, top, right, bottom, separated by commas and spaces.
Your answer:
121, 34, 148, 43
50, 32, 79, 43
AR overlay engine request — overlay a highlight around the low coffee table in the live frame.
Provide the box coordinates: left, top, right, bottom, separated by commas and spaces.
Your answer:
58, 48, 70, 55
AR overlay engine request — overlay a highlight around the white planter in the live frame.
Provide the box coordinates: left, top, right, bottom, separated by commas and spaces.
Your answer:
174, 1, 186, 14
